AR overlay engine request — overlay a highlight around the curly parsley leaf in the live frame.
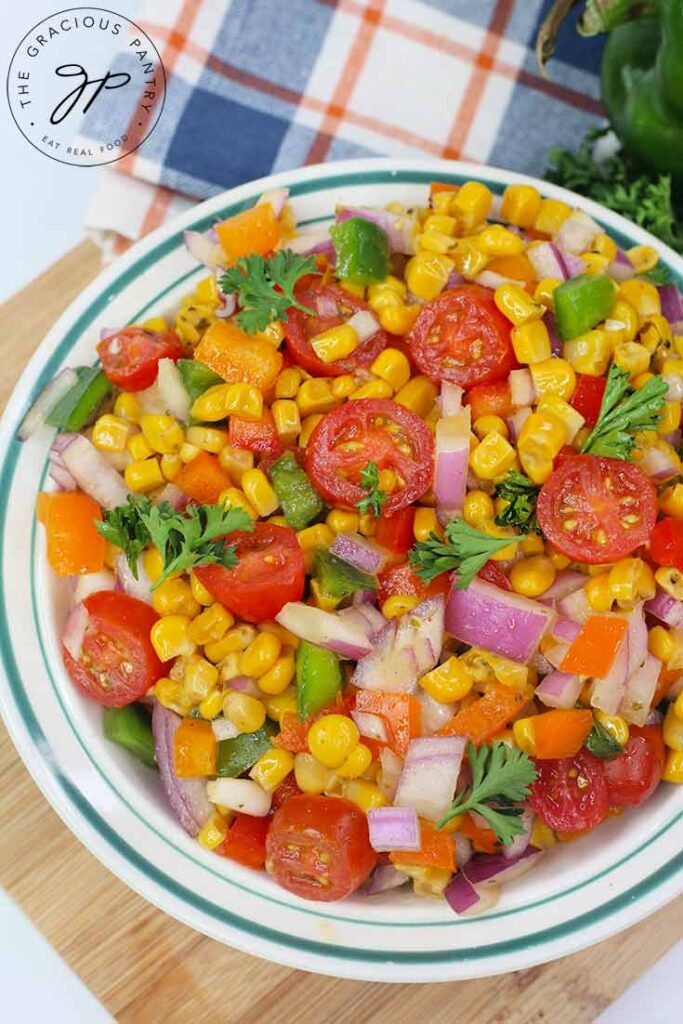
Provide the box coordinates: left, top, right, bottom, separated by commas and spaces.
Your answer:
96, 496, 253, 589
580, 364, 667, 460
219, 250, 320, 334
438, 741, 537, 845
409, 518, 520, 589
355, 460, 388, 517
546, 128, 683, 256
494, 471, 541, 533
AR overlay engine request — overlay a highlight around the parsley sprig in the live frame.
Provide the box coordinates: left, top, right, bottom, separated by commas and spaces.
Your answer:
580, 364, 667, 460
356, 461, 388, 517
96, 496, 253, 589
409, 518, 521, 590
438, 741, 537, 845
220, 250, 319, 333
494, 471, 541, 533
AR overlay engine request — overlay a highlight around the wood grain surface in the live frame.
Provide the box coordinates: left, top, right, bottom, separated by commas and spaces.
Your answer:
0, 242, 680, 1023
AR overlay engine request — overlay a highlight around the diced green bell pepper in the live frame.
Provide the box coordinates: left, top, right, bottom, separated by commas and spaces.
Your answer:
216, 722, 274, 777
177, 359, 223, 407
296, 640, 343, 721
329, 217, 390, 285
268, 451, 325, 531
46, 367, 112, 431
103, 704, 156, 767
552, 273, 617, 341
314, 549, 377, 601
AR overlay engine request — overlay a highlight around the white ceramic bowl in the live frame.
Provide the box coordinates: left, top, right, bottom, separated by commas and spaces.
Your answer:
0, 159, 681, 982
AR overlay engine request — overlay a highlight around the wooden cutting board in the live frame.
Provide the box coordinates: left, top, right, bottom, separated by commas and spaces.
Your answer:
0, 241, 680, 1023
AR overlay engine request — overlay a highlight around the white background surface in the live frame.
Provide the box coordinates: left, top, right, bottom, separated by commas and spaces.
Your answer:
0, 2, 681, 1018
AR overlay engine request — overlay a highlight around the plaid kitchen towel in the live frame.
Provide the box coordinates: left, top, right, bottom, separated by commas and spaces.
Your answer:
85, 0, 605, 259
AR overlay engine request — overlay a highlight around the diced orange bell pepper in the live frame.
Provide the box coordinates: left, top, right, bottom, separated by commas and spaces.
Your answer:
487, 254, 536, 288
460, 813, 498, 854
175, 451, 232, 505
194, 320, 283, 392
560, 615, 628, 679
390, 820, 456, 872
229, 409, 281, 455
526, 708, 594, 759
37, 491, 106, 575
437, 682, 524, 745
653, 665, 680, 705
173, 718, 216, 777
429, 181, 458, 197
354, 691, 421, 757
465, 380, 514, 422
215, 202, 280, 264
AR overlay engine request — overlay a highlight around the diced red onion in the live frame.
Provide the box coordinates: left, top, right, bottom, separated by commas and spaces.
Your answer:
475, 270, 527, 290
639, 445, 680, 481
536, 669, 583, 709
287, 227, 336, 259
228, 676, 261, 697
626, 603, 648, 678
152, 703, 212, 837
463, 846, 542, 886
395, 736, 466, 822
156, 483, 185, 508
49, 463, 78, 491
663, 374, 683, 402
367, 806, 421, 852
445, 271, 465, 289
74, 571, 115, 603
99, 328, 117, 342
445, 874, 500, 916
645, 588, 683, 629
658, 285, 683, 324
540, 570, 586, 603
378, 747, 403, 801
607, 249, 636, 282
557, 247, 586, 278
346, 309, 380, 344
365, 862, 409, 894
60, 435, 129, 510
509, 368, 537, 407
671, 319, 683, 334
184, 229, 225, 268
214, 289, 237, 319
665, 675, 683, 700
137, 383, 167, 415
351, 709, 389, 742
439, 382, 463, 417
314, 292, 338, 318
619, 653, 661, 726
544, 641, 570, 669
352, 620, 419, 692
414, 688, 455, 734
445, 578, 552, 663
664, 429, 682, 448
211, 717, 239, 741
335, 205, 415, 254
544, 311, 563, 357
552, 617, 581, 643
435, 409, 471, 522
527, 242, 567, 281
276, 602, 371, 659
591, 632, 629, 715
350, 601, 386, 639
157, 358, 190, 423
330, 531, 388, 574
398, 595, 445, 673
554, 209, 600, 255
556, 586, 592, 623
18, 368, 79, 441
645, 708, 664, 725
206, 778, 272, 817
507, 406, 531, 442
115, 554, 152, 604
257, 186, 289, 219
454, 831, 473, 868
63, 601, 89, 660
503, 806, 534, 860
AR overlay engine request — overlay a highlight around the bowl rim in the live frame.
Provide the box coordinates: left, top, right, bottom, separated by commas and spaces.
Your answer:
0, 157, 681, 982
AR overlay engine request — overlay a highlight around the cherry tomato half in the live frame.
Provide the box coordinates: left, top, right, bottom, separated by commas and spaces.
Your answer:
62, 591, 167, 707
603, 725, 665, 807
570, 374, 606, 429
377, 563, 451, 605
408, 285, 516, 388
285, 278, 388, 377
265, 795, 377, 901
306, 398, 434, 515
649, 517, 683, 572
97, 328, 184, 392
536, 454, 657, 564
530, 749, 608, 832
465, 380, 514, 422
216, 814, 270, 869
194, 522, 305, 623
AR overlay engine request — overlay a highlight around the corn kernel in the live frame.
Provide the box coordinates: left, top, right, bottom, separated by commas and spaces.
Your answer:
420, 656, 472, 703
114, 392, 142, 424
218, 444, 253, 483
674, 690, 683, 722
413, 507, 440, 543
126, 432, 154, 462
469, 431, 516, 480
474, 224, 525, 257
253, 320, 285, 348
659, 401, 682, 436
191, 384, 230, 423
534, 198, 572, 235
521, 533, 545, 555
370, 348, 411, 391
661, 749, 683, 783
294, 752, 331, 794
265, 687, 297, 724
204, 624, 256, 663
270, 399, 301, 445
326, 508, 360, 534
92, 414, 132, 453
511, 320, 552, 364
378, 304, 421, 335
548, 546, 571, 570
530, 358, 576, 401
152, 577, 201, 618
190, 571, 214, 606
150, 615, 196, 661
179, 443, 200, 464
257, 652, 295, 695
395, 375, 438, 417
585, 574, 613, 612
275, 367, 303, 399
423, 213, 457, 236
124, 457, 164, 493
154, 676, 189, 714
533, 277, 562, 307
258, 621, 300, 648
463, 490, 494, 528
341, 779, 388, 812
473, 414, 508, 440
218, 487, 257, 520
581, 253, 610, 276
613, 342, 651, 378
509, 556, 556, 598
223, 691, 266, 733
592, 710, 629, 747
337, 743, 373, 780
592, 233, 618, 262
307, 714, 358, 769
198, 812, 229, 851
240, 632, 281, 679
512, 717, 537, 756
185, 425, 228, 454
299, 413, 323, 448
381, 594, 421, 619
620, 279, 661, 318
405, 252, 454, 301
659, 483, 683, 520
358, 513, 376, 537
296, 378, 337, 417
530, 817, 557, 850
627, 245, 659, 274
537, 395, 585, 442
663, 704, 683, 751
608, 558, 656, 605
494, 283, 544, 326
452, 180, 493, 229
183, 654, 219, 703
350, 379, 394, 400
224, 383, 263, 422
159, 453, 181, 481
564, 330, 612, 376
198, 689, 224, 720
140, 414, 185, 455
241, 468, 279, 517
250, 748, 294, 790
310, 324, 359, 364
451, 240, 489, 279
142, 547, 164, 584
649, 625, 675, 664
500, 183, 542, 229
188, 603, 233, 646
297, 523, 334, 557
